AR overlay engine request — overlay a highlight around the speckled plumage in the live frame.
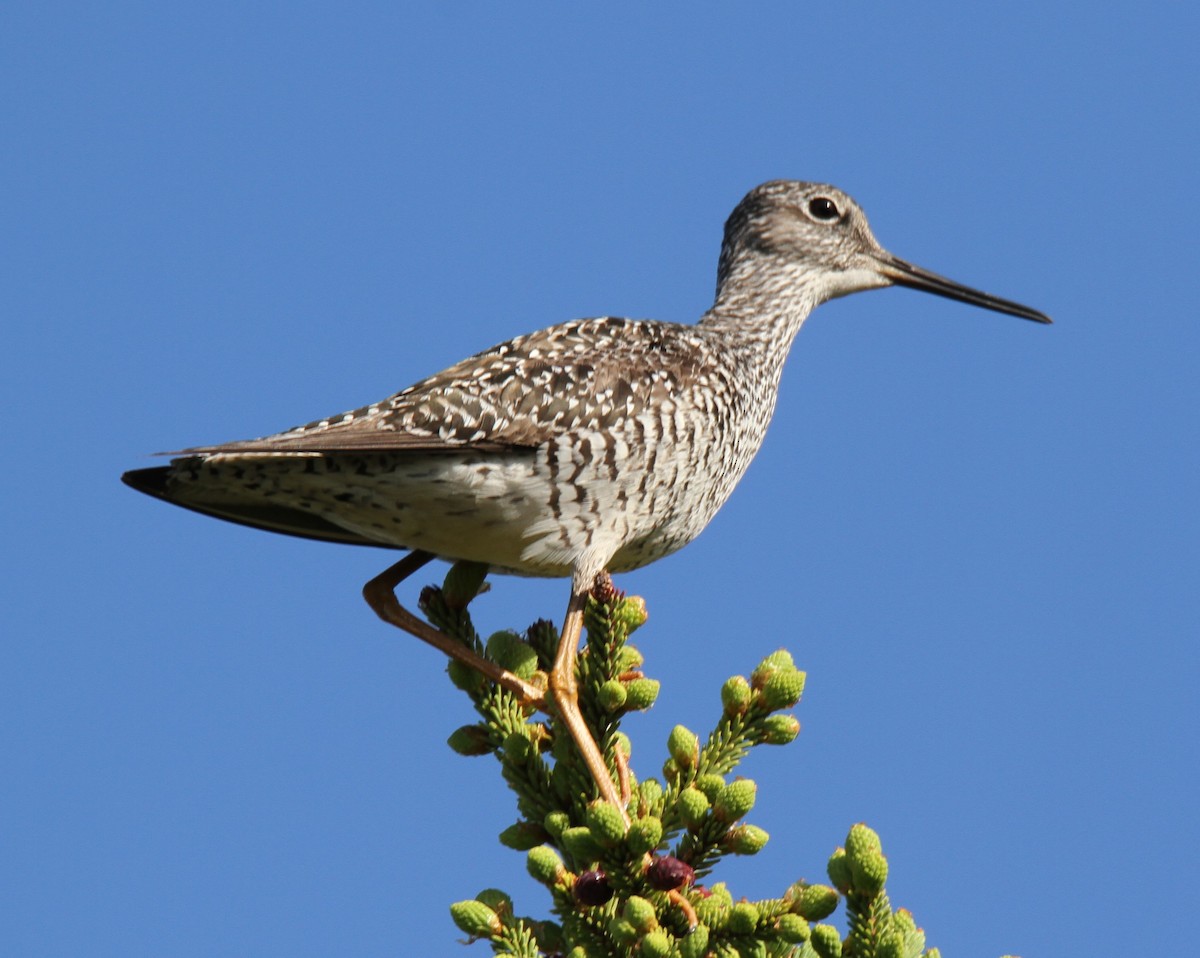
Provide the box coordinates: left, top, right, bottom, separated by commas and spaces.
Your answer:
158, 314, 780, 580
124, 179, 1050, 815
126, 180, 1049, 589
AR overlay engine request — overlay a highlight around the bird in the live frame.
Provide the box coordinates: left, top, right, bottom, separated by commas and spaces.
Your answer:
123, 180, 1050, 818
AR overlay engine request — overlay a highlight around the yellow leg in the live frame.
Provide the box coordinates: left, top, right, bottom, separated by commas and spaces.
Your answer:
363, 551, 545, 706
366, 552, 627, 822
548, 583, 631, 824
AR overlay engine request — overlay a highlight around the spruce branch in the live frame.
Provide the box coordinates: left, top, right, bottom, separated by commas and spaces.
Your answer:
425, 562, 950, 956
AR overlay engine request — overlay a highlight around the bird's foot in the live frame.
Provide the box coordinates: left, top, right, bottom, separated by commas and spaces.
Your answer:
362, 552, 547, 708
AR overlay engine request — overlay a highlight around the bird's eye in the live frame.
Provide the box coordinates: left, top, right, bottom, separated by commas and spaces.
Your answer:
808, 197, 840, 222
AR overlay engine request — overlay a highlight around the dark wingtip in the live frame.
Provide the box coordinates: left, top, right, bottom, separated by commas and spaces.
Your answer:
121, 466, 172, 498
119, 463, 391, 549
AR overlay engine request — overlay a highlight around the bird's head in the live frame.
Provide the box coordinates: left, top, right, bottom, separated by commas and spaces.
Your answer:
717, 180, 1050, 324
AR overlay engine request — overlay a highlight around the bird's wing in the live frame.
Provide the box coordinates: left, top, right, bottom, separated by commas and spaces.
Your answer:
170, 317, 706, 458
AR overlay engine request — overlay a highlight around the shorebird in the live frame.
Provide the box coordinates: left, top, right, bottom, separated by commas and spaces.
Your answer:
123, 181, 1050, 818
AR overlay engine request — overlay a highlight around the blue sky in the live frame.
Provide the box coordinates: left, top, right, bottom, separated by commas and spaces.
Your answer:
3, 3, 1197, 955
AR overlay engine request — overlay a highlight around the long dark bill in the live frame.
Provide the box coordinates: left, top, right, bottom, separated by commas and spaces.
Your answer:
877, 253, 1052, 324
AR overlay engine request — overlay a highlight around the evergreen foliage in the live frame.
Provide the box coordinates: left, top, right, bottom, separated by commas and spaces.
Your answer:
423, 563, 945, 957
